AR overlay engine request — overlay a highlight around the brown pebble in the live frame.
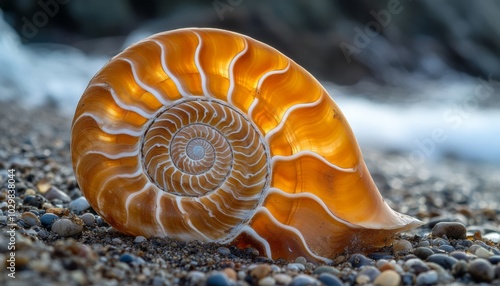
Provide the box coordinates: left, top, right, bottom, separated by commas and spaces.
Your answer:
468, 258, 494, 282
393, 239, 412, 254
373, 270, 401, 286
46, 208, 70, 216
223, 268, 237, 280
432, 222, 467, 239
250, 264, 272, 279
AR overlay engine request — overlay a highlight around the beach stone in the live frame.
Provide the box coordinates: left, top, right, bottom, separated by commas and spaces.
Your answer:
40, 213, 59, 227
438, 245, 454, 253
489, 255, 500, 265
290, 274, 320, 286
119, 253, 135, 263
313, 265, 340, 275
373, 269, 400, 286
206, 272, 231, 286
222, 268, 236, 280
250, 264, 272, 279
484, 232, 500, 243
432, 222, 466, 239
186, 271, 205, 286
416, 270, 438, 285
468, 258, 494, 282
51, 218, 83, 237
318, 272, 343, 286
273, 274, 292, 285
403, 258, 430, 274
393, 239, 412, 254
413, 247, 434, 260
416, 240, 430, 247
133, 236, 147, 243
287, 262, 305, 271
69, 197, 90, 213
21, 211, 40, 226
452, 260, 468, 277
427, 254, 458, 270
357, 266, 380, 282
258, 276, 276, 286
474, 246, 493, 259
348, 253, 374, 268
449, 251, 469, 261
23, 195, 45, 208
294, 256, 307, 265
80, 213, 95, 226
216, 246, 230, 256
44, 186, 71, 202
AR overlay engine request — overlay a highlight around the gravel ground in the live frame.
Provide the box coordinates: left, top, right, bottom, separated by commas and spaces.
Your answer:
0, 102, 499, 286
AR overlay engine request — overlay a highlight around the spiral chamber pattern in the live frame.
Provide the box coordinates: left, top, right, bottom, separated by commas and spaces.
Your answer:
71, 28, 422, 263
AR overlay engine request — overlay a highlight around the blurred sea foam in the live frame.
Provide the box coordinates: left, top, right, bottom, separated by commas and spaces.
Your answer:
0, 11, 499, 166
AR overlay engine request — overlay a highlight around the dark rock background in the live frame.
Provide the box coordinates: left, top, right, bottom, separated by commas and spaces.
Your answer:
1, 0, 499, 86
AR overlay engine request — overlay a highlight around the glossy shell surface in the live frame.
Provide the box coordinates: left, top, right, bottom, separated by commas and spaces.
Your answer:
71, 28, 422, 262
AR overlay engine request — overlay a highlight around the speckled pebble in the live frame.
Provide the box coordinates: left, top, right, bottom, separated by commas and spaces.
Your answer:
318, 272, 343, 286
21, 211, 40, 226
40, 213, 59, 227
426, 254, 458, 270
373, 269, 400, 286
250, 264, 272, 280
393, 239, 412, 254
51, 218, 83, 237
468, 258, 494, 282
206, 272, 231, 286
348, 253, 374, 268
133, 236, 147, 243
258, 276, 276, 286
432, 222, 467, 239
69, 197, 90, 213
80, 213, 95, 226
416, 270, 438, 285
216, 246, 230, 256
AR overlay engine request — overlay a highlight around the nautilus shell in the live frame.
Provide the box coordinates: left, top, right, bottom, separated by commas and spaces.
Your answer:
71, 28, 422, 263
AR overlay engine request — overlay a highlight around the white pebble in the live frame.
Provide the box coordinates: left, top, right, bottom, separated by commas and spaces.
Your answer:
69, 197, 90, 213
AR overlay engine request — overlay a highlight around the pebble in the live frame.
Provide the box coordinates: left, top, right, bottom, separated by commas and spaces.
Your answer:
206, 272, 232, 286
44, 186, 71, 202
222, 268, 236, 280
317, 272, 343, 286
80, 213, 96, 226
133, 236, 147, 243
216, 246, 230, 256
438, 244, 455, 253
415, 270, 438, 285
273, 273, 293, 285
69, 197, 90, 213
258, 276, 276, 286
431, 222, 467, 239
393, 239, 413, 254
468, 258, 494, 282
348, 253, 374, 268
489, 255, 500, 264
51, 218, 83, 237
250, 264, 272, 279
484, 232, 500, 243
426, 254, 458, 270
186, 271, 205, 286
21, 211, 40, 226
449, 251, 469, 261
119, 253, 135, 263
403, 258, 430, 274
294, 256, 307, 265
474, 246, 493, 258
290, 274, 320, 286
357, 266, 380, 282
287, 262, 305, 271
313, 265, 340, 275
40, 213, 59, 227
373, 269, 401, 286
413, 247, 434, 260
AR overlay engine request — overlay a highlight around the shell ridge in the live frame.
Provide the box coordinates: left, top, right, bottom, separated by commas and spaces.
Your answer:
75, 112, 143, 137
124, 181, 154, 227
264, 95, 324, 143
256, 60, 291, 90
232, 225, 272, 257
84, 149, 139, 160
151, 38, 191, 97
193, 31, 211, 98
176, 196, 211, 241
227, 37, 249, 105
90, 82, 156, 119
256, 207, 332, 263
118, 57, 171, 106
154, 192, 168, 236
271, 150, 357, 173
